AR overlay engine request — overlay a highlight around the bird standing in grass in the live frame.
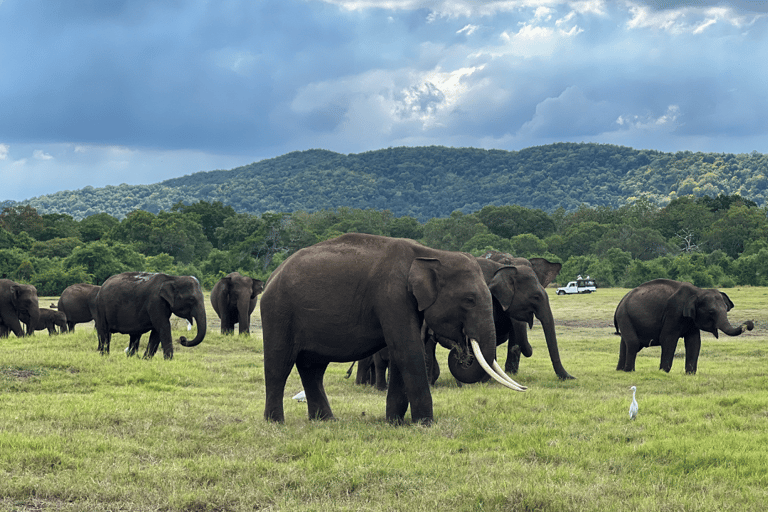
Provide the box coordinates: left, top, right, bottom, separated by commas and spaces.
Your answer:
629, 385, 638, 420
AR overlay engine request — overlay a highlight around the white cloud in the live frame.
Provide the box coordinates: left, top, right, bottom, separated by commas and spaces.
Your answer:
33, 150, 53, 160
0, 143, 8, 160
616, 105, 681, 131
626, 3, 759, 34
457, 23, 479, 35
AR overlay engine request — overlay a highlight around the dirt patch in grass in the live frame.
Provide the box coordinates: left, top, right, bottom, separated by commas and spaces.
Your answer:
1, 366, 45, 380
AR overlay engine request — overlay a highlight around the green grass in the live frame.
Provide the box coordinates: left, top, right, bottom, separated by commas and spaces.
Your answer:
1, 290, 767, 511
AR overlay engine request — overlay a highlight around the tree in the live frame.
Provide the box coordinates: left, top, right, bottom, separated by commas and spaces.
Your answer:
171, 200, 236, 246
477, 205, 555, 239
79, 213, 119, 242
0, 205, 44, 238
704, 205, 768, 258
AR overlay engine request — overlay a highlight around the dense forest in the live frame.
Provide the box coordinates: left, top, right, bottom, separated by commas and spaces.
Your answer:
2, 193, 768, 297
4, 143, 768, 221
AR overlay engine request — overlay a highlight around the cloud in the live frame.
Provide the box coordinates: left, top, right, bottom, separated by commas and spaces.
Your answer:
33, 150, 53, 161
0, 143, 8, 160
518, 86, 619, 138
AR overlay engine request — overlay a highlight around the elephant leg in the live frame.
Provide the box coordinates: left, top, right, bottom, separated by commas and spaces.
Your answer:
373, 350, 388, 391
355, 356, 374, 385
125, 334, 141, 357
386, 345, 433, 425
97, 331, 111, 355
67, 322, 76, 333
144, 330, 163, 359
506, 320, 532, 373
385, 362, 410, 424
683, 331, 701, 374
262, 319, 298, 423
220, 308, 234, 335
659, 335, 680, 373
506, 344, 522, 374
295, 354, 334, 421
424, 331, 440, 385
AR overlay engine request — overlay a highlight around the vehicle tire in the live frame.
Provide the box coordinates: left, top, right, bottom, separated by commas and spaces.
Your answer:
557, 290, 565, 295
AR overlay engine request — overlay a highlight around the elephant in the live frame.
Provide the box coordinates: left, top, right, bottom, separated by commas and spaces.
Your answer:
24, 308, 68, 335
481, 251, 562, 375
428, 257, 573, 384
57, 283, 100, 332
614, 279, 754, 374
210, 272, 265, 335
0, 279, 40, 338
95, 272, 207, 360
355, 347, 390, 391
260, 233, 525, 425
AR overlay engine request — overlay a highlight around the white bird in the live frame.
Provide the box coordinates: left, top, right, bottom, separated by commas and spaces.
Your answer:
292, 390, 306, 402
629, 385, 638, 420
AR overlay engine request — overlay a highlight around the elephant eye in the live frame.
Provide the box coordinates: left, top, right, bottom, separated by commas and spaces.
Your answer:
462, 296, 476, 308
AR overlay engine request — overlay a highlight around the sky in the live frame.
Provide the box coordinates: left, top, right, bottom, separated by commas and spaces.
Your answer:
1, 0, 768, 202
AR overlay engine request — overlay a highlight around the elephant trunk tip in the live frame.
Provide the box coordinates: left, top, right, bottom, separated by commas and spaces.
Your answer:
743, 320, 755, 332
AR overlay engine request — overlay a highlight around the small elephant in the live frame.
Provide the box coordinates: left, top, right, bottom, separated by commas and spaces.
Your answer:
614, 279, 754, 374
260, 233, 524, 425
57, 283, 100, 332
210, 272, 264, 335
0, 279, 40, 338
95, 272, 207, 360
24, 308, 68, 335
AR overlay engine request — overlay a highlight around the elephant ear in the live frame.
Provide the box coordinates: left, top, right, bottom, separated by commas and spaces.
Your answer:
159, 281, 177, 308
719, 291, 734, 312
251, 279, 265, 299
671, 285, 698, 320
408, 257, 441, 312
487, 266, 517, 312
528, 258, 562, 288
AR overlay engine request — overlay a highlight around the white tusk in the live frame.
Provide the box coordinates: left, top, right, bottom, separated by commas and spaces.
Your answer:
492, 359, 527, 391
470, 339, 527, 392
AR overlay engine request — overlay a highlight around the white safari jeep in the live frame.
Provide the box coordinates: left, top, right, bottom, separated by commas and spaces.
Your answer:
556, 276, 597, 295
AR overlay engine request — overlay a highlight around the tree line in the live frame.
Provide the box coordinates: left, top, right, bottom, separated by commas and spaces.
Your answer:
7, 143, 768, 222
2, 193, 768, 296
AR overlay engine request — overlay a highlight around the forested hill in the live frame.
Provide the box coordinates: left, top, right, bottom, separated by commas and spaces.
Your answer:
11, 143, 768, 220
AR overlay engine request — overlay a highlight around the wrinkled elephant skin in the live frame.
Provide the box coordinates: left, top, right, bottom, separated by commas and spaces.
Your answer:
614, 279, 754, 374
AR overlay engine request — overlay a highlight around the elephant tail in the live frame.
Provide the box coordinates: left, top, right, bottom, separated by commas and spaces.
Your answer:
613, 312, 621, 335
345, 361, 356, 379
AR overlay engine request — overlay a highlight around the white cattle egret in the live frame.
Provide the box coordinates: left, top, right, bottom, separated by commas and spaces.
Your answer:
292, 390, 306, 402
629, 385, 638, 420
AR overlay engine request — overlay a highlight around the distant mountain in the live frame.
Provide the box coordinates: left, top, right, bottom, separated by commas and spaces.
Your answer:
10, 143, 768, 220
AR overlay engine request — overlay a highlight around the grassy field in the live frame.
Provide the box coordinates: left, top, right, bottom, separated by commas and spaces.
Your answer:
1, 288, 767, 511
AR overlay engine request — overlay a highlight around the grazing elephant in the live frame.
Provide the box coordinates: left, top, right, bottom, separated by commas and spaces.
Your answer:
614, 279, 754, 374
429, 257, 573, 383
57, 283, 100, 332
95, 272, 207, 360
482, 251, 562, 375
210, 272, 265, 335
260, 233, 525, 425
355, 347, 390, 391
24, 308, 68, 335
0, 279, 40, 338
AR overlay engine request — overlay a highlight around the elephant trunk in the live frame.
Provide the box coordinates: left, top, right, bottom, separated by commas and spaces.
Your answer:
537, 302, 575, 380
715, 316, 754, 338
237, 295, 251, 335
179, 305, 207, 347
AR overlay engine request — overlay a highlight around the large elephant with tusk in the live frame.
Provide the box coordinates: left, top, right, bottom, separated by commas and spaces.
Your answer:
260, 233, 525, 425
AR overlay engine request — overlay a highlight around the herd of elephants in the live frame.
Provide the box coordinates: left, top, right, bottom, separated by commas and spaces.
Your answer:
0, 233, 755, 425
